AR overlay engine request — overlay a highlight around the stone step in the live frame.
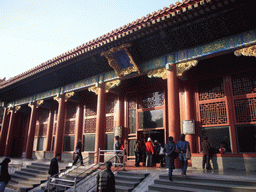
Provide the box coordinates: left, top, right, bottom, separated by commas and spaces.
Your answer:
14, 170, 48, 179
9, 177, 41, 187
20, 167, 48, 174
148, 176, 256, 192
115, 185, 134, 192
159, 174, 256, 186
7, 181, 34, 192
11, 173, 47, 183
115, 179, 140, 188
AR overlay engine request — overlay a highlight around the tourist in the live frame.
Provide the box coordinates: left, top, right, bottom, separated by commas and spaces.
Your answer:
134, 139, 142, 167
96, 161, 115, 192
73, 138, 84, 166
164, 137, 176, 181
49, 153, 61, 177
176, 134, 190, 177
0, 157, 11, 192
202, 136, 212, 170
145, 137, 154, 167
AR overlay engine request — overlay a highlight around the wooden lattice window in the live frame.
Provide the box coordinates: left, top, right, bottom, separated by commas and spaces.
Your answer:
142, 91, 165, 108
198, 78, 225, 101
38, 124, 48, 136
200, 102, 228, 125
65, 121, 76, 134
106, 116, 114, 132
232, 71, 256, 96
106, 98, 115, 114
234, 97, 256, 123
85, 95, 97, 116
66, 102, 78, 119
84, 118, 96, 133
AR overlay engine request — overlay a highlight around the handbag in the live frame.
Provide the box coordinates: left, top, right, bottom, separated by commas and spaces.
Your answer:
185, 142, 191, 159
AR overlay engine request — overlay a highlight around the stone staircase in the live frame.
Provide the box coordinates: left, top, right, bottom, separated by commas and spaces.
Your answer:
147, 174, 256, 192
7, 162, 67, 192
115, 171, 149, 192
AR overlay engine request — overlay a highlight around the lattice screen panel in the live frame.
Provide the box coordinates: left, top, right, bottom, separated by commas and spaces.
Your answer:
106, 116, 114, 132
232, 71, 256, 96
234, 98, 256, 123
35, 124, 39, 136
200, 101, 228, 125
142, 91, 164, 108
84, 118, 96, 133
65, 121, 76, 134
198, 78, 225, 101
38, 123, 48, 136
66, 102, 78, 119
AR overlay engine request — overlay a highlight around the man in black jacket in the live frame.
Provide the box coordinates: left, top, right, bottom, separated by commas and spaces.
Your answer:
49, 153, 61, 177
96, 161, 115, 192
0, 157, 11, 191
73, 138, 84, 166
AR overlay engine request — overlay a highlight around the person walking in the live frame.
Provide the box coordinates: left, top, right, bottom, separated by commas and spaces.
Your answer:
0, 157, 11, 192
164, 137, 176, 181
145, 137, 154, 167
73, 138, 84, 166
96, 161, 115, 192
134, 139, 142, 167
202, 136, 212, 170
49, 153, 61, 177
113, 136, 121, 166
176, 134, 190, 177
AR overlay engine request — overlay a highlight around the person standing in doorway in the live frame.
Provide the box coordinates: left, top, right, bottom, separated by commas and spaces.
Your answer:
49, 153, 61, 177
164, 137, 176, 181
73, 138, 84, 166
145, 137, 154, 167
96, 161, 115, 192
134, 139, 142, 167
202, 136, 212, 170
0, 157, 11, 192
176, 134, 190, 177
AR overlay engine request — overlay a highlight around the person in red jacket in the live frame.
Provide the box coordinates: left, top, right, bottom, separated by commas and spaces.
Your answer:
145, 137, 154, 167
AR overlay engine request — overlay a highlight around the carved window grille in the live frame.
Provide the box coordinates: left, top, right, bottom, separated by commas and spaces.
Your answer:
85, 102, 97, 116
198, 78, 225, 101
234, 98, 256, 123
65, 121, 76, 134
232, 71, 256, 96
84, 118, 96, 133
38, 109, 49, 123
200, 102, 228, 125
66, 102, 78, 119
142, 91, 164, 108
35, 124, 39, 136
106, 116, 114, 132
128, 95, 136, 109
38, 123, 47, 136
106, 97, 115, 114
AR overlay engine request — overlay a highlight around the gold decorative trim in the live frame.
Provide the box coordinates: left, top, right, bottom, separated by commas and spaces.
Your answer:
234, 45, 256, 57
147, 67, 167, 80
88, 86, 99, 95
28, 100, 44, 108
105, 80, 121, 93
53, 95, 61, 103
101, 43, 141, 77
176, 60, 198, 76
65, 92, 75, 102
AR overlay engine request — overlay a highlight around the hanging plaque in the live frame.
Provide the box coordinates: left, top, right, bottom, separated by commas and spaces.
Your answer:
182, 120, 195, 134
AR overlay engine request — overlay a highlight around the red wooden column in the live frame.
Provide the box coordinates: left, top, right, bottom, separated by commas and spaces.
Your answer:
94, 83, 106, 164
25, 102, 39, 159
116, 94, 124, 128
54, 94, 66, 158
167, 64, 181, 142
4, 107, 19, 157
45, 109, 54, 151
167, 64, 181, 168
184, 83, 196, 153
0, 107, 9, 156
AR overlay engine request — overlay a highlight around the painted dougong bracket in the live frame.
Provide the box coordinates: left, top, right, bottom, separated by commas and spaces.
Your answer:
234, 45, 256, 57
101, 43, 141, 77
147, 60, 198, 79
88, 80, 121, 95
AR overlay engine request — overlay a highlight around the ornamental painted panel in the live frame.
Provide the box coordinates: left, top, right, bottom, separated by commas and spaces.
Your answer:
198, 78, 225, 101
84, 118, 96, 133
232, 71, 256, 96
65, 121, 76, 134
200, 102, 228, 125
234, 98, 256, 123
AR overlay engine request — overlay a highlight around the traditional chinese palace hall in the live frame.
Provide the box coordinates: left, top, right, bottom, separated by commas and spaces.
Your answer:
0, 0, 255, 171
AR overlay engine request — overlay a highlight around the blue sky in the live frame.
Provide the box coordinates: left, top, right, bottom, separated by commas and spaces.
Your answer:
0, 0, 177, 80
